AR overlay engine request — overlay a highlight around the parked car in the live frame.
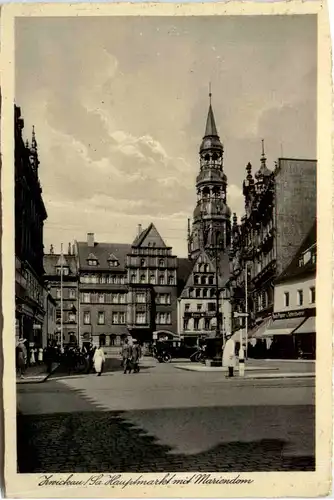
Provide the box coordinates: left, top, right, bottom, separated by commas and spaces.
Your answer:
154, 339, 199, 363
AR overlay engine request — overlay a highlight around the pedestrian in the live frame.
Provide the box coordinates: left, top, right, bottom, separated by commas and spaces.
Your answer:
38, 347, 44, 366
93, 345, 105, 376
132, 339, 142, 373
16, 338, 27, 378
121, 338, 133, 374
30, 345, 36, 366
222, 333, 236, 378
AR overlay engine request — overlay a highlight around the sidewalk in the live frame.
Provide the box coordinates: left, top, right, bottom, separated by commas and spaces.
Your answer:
174, 358, 315, 379
16, 362, 59, 384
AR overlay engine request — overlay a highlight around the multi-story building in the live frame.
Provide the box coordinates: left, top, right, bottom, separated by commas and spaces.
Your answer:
127, 223, 178, 342
42, 285, 57, 346
76, 233, 130, 348
43, 245, 79, 345
178, 250, 231, 345
229, 146, 317, 342
15, 106, 47, 350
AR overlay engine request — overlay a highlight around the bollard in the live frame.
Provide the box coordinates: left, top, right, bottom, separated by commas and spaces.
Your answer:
239, 345, 245, 377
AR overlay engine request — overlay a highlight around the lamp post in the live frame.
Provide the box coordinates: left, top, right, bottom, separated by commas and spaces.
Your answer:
245, 261, 250, 359
60, 243, 64, 352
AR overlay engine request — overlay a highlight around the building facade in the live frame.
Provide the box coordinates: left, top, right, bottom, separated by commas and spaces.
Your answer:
127, 223, 178, 342
229, 149, 317, 341
178, 250, 231, 344
43, 246, 79, 345
188, 94, 231, 261
76, 234, 130, 348
42, 285, 57, 347
15, 106, 47, 350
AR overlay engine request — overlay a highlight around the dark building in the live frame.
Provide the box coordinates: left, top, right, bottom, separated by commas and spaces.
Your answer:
43, 244, 79, 345
229, 145, 317, 339
76, 233, 130, 348
15, 105, 47, 348
127, 223, 178, 342
188, 94, 231, 261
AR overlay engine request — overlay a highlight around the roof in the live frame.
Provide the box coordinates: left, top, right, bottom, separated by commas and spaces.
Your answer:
177, 257, 193, 295
132, 223, 168, 248
204, 103, 218, 137
77, 242, 131, 271
43, 254, 78, 276
275, 220, 316, 284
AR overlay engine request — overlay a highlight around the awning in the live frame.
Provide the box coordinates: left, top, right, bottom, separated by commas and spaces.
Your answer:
264, 317, 305, 337
293, 316, 316, 335
249, 317, 273, 339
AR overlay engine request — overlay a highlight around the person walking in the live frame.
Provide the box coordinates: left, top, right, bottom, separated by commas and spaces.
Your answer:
93, 345, 105, 377
16, 338, 27, 378
222, 333, 236, 378
30, 345, 36, 366
132, 340, 142, 373
121, 338, 133, 374
38, 347, 44, 366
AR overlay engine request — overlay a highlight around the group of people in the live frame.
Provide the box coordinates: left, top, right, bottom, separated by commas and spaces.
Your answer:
121, 337, 142, 374
16, 338, 47, 378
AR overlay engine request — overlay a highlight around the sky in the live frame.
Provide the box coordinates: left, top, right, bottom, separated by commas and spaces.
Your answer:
15, 14, 317, 257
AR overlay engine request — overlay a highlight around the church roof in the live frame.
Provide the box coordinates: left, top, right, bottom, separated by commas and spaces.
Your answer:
204, 104, 218, 137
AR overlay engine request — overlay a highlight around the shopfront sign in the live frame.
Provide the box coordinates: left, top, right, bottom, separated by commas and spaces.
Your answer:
272, 308, 315, 321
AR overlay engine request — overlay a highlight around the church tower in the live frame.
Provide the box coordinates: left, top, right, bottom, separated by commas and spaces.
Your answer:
188, 91, 231, 260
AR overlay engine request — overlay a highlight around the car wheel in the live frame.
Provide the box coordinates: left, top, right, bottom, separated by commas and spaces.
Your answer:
162, 353, 172, 363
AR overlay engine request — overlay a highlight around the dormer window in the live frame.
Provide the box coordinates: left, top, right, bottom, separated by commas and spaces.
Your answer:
107, 253, 119, 268
87, 253, 98, 266
56, 267, 69, 276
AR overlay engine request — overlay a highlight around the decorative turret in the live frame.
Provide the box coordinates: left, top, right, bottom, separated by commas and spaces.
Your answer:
255, 139, 272, 193
188, 89, 231, 260
28, 125, 40, 175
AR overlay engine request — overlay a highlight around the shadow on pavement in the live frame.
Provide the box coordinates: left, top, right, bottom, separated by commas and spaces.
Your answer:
17, 409, 315, 473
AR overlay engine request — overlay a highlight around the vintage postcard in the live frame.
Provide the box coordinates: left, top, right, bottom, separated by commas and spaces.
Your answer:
1, 0, 332, 497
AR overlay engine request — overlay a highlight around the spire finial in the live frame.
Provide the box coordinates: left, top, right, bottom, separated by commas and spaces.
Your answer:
261, 139, 265, 157
260, 139, 267, 167
209, 82, 212, 105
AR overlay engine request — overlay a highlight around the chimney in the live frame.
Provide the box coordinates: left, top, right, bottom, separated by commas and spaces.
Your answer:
138, 224, 142, 236
87, 233, 94, 247
68, 242, 71, 255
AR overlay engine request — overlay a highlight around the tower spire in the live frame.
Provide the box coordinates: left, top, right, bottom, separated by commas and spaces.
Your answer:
209, 82, 212, 105
261, 138, 266, 166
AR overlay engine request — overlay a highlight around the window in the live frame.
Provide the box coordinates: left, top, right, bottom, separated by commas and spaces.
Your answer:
194, 275, 199, 285
205, 318, 210, 330
168, 275, 174, 285
156, 312, 171, 325
131, 273, 136, 283
197, 304, 202, 311
56, 289, 61, 299
284, 292, 290, 307
98, 312, 105, 325
112, 294, 118, 304
56, 267, 69, 276
157, 294, 171, 305
88, 259, 97, 266
140, 259, 146, 267
99, 334, 106, 346
140, 274, 146, 284
203, 289, 208, 298
208, 302, 215, 312
183, 319, 189, 330
136, 293, 146, 304
201, 276, 206, 285
150, 273, 156, 284
297, 289, 303, 306
185, 303, 190, 311
194, 318, 199, 330
189, 287, 194, 298
159, 275, 165, 285
83, 311, 91, 325
100, 275, 106, 284
108, 259, 119, 268
210, 288, 215, 298
69, 289, 76, 299
56, 310, 61, 323
119, 293, 126, 304
68, 312, 76, 323
136, 312, 146, 324
112, 312, 118, 324
98, 294, 105, 303
119, 312, 126, 324
204, 264, 209, 272
83, 293, 90, 303
196, 289, 201, 298
309, 286, 316, 304
208, 276, 214, 285
159, 259, 165, 268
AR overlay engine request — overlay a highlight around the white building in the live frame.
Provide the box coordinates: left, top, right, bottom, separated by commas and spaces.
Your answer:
177, 251, 231, 345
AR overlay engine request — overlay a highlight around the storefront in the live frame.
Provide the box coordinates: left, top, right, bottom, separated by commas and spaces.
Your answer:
247, 309, 315, 359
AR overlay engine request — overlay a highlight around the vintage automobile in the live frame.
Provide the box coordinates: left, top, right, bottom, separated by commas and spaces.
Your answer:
153, 339, 199, 363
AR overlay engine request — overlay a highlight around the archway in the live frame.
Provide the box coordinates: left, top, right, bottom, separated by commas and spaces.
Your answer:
99, 334, 106, 347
